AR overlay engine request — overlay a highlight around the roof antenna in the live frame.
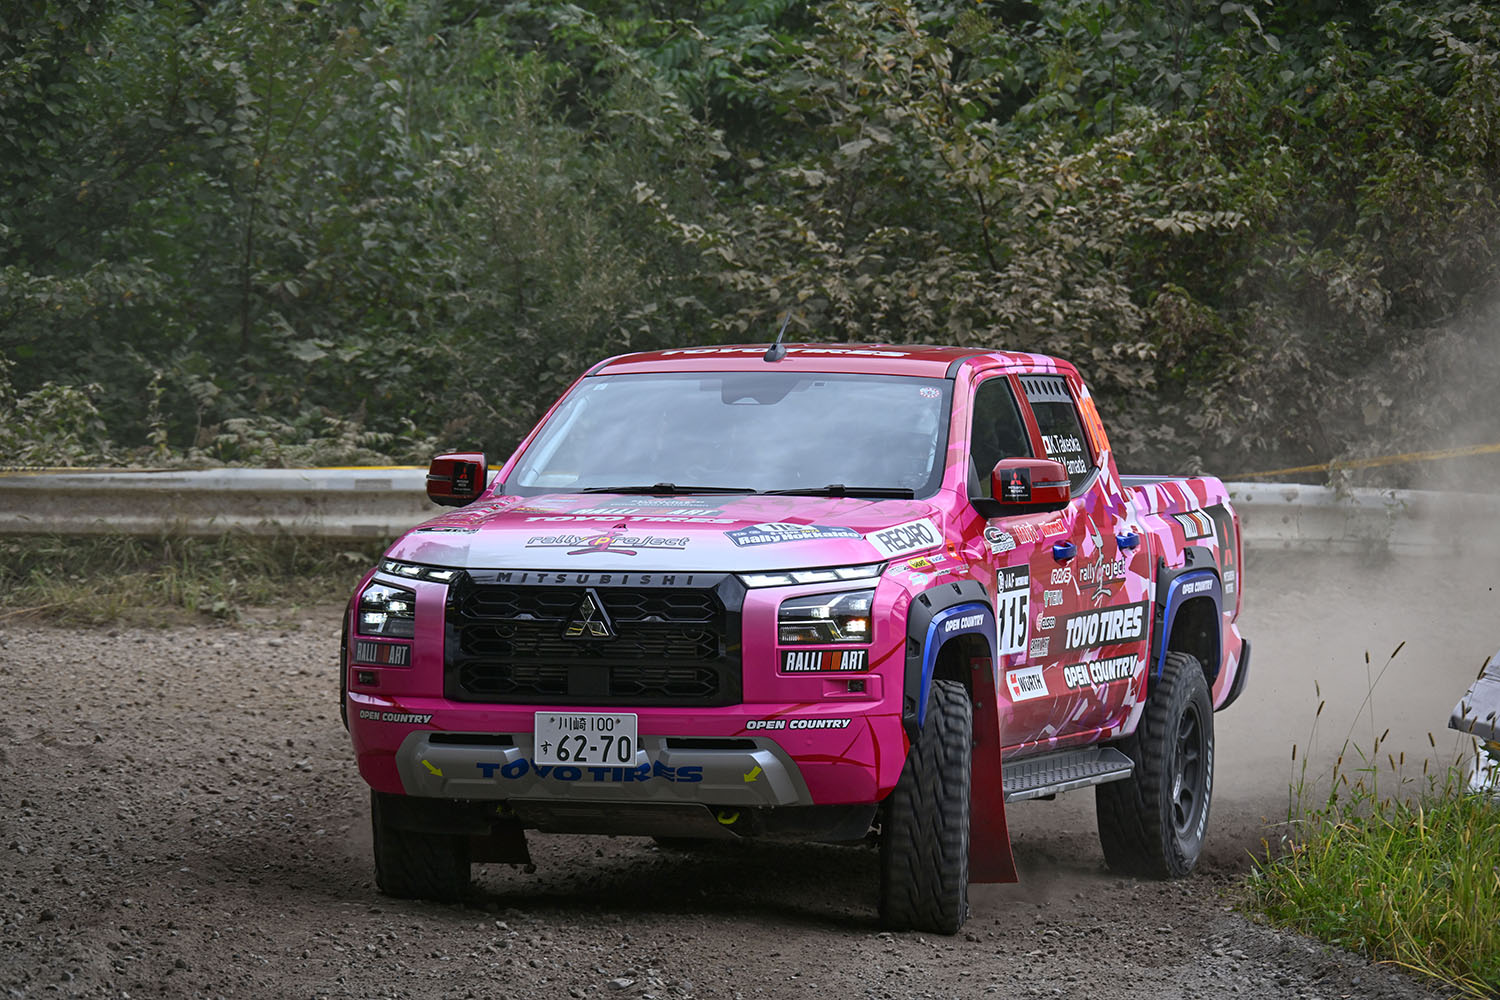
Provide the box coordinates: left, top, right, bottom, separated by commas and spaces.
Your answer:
764, 310, 792, 363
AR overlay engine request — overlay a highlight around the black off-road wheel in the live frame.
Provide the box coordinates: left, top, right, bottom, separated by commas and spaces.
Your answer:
371, 791, 471, 903
1095, 651, 1214, 878
878, 678, 972, 934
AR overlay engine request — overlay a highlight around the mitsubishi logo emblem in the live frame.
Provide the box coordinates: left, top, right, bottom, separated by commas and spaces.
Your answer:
563, 589, 615, 639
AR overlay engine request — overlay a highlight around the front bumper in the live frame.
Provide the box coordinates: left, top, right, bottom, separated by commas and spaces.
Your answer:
348, 694, 909, 808
395, 730, 811, 807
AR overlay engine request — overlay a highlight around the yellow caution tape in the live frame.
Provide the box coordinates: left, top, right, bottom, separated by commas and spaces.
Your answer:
1236, 442, 1500, 480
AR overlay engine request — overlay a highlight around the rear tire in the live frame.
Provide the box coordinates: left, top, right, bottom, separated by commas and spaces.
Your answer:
1096, 651, 1214, 878
878, 679, 972, 933
371, 791, 471, 903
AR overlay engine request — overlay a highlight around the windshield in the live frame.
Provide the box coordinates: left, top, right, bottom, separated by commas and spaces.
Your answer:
505, 371, 952, 496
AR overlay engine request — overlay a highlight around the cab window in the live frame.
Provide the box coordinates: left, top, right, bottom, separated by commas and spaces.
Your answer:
1019, 375, 1093, 492
969, 377, 1031, 497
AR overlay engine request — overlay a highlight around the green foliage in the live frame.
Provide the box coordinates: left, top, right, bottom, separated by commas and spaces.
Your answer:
1249, 732, 1500, 999
0, 353, 114, 466
1249, 779, 1500, 997
3, 0, 1499, 482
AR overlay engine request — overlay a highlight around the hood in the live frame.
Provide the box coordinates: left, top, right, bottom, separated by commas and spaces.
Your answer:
386, 492, 948, 572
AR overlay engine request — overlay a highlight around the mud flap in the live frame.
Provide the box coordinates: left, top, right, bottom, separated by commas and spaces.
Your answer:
968, 656, 1018, 883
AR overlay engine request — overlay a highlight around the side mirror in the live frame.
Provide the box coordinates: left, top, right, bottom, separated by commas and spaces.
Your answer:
971, 457, 1070, 518
426, 452, 488, 507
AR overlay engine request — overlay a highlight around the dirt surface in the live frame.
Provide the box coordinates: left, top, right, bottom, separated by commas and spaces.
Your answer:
3, 549, 1493, 1000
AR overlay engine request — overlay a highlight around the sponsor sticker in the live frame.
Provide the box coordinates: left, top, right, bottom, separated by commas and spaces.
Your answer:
1062, 654, 1139, 690
995, 566, 1030, 656
354, 641, 410, 666
866, 518, 942, 558
1029, 636, 1050, 657
357, 709, 432, 724
998, 466, 1031, 502
1061, 601, 1149, 652
1005, 665, 1049, 702
781, 649, 869, 673
727, 522, 863, 547
984, 526, 1017, 554
746, 717, 852, 730
526, 514, 734, 524
474, 758, 703, 783
524, 531, 689, 556
942, 612, 986, 634
1077, 553, 1127, 605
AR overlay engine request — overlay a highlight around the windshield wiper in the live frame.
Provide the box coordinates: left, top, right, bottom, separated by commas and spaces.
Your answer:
578, 483, 757, 495
762, 484, 917, 498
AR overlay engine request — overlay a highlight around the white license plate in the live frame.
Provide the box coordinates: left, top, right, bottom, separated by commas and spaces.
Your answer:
534, 712, 639, 766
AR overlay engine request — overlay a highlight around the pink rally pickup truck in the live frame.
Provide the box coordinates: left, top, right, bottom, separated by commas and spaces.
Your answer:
342, 343, 1249, 933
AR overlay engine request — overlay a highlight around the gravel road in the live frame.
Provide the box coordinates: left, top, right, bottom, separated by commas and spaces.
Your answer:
2, 549, 1489, 1000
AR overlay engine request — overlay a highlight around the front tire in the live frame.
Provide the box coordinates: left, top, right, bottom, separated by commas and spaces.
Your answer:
371, 791, 471, 902
1095, 651, 1214, 878
879, 679, 972, 933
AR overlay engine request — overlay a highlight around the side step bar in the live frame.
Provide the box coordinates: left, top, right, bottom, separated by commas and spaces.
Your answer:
1002, 747, 1134, 802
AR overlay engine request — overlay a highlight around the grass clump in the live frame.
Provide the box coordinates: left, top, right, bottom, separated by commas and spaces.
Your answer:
1248, 774, 1500, 997
1248, 645, 1500, 998
0, 534, 385, 625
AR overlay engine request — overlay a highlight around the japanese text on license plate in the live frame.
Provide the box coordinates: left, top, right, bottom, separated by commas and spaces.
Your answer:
534, 712, 639, 766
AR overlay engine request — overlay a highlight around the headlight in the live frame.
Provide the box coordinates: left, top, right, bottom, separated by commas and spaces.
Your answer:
358, 582, 415, 638
742, 562, 884, 588
381, 559, 460, 582
778, 589, 875, 645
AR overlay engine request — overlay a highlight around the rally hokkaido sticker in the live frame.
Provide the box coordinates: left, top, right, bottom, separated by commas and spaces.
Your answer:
865, 518, 942, 558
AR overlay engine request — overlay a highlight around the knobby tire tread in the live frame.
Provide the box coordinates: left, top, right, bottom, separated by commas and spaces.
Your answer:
1096, 651, 1212, 879
879, 679, 972, 934
371, 791, 471, 903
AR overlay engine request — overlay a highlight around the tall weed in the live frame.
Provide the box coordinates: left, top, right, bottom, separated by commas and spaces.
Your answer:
1248, 645, 1500, 997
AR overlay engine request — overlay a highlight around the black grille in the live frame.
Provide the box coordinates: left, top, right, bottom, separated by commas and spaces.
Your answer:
445, 576, 741, 706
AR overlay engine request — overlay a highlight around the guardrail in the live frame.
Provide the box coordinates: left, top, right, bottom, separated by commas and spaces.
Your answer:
1, 468, 1496, 555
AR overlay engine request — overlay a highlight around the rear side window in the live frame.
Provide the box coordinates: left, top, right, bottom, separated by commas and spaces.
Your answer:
1019, 375, 1093, 492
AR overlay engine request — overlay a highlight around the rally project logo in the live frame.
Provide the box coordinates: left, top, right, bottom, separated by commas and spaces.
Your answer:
524, 529, 688, 556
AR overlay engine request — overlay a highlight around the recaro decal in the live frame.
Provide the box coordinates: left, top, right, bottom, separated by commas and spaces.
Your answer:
867, 518, 942, 558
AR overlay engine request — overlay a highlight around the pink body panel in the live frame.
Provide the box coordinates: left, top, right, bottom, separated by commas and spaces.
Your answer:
346, 345, 1246, 827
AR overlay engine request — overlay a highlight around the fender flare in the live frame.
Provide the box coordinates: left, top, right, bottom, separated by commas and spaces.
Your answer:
902, 580, 997, 740
1151, 546, 1222, 681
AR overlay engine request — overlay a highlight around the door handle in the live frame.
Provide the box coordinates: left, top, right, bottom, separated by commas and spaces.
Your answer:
1116, 531, 1140, 550
1051, 541, 1076, 562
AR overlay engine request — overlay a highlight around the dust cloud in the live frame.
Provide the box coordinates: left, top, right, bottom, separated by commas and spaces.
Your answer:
997, 543, 1499, 879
